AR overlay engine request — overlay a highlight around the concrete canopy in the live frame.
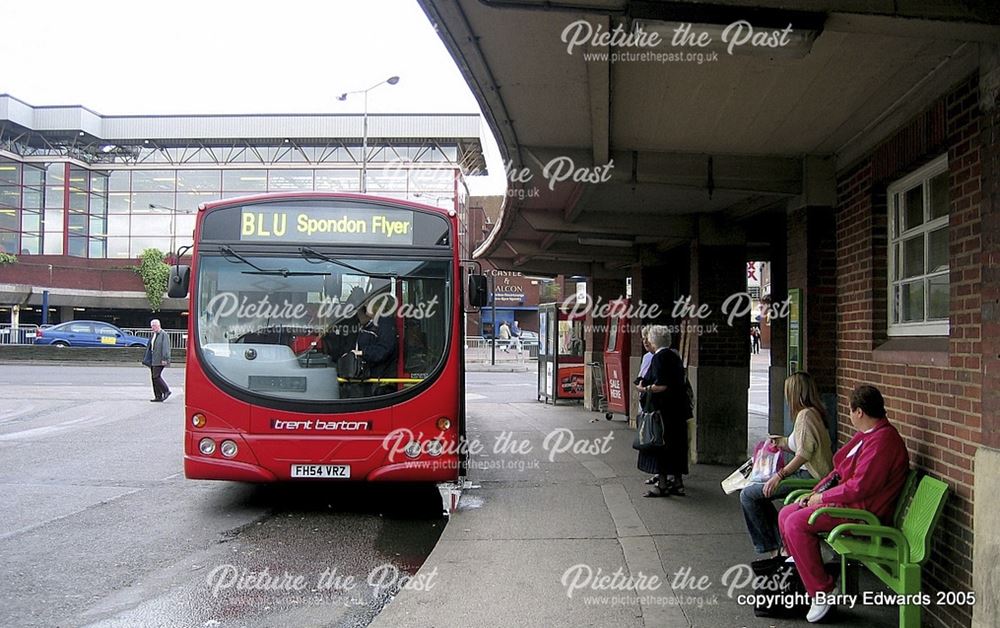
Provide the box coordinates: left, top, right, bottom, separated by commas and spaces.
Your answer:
420, 0, 999, 276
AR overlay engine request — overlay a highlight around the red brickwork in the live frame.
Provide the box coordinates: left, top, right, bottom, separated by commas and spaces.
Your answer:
835, 74, 983, 628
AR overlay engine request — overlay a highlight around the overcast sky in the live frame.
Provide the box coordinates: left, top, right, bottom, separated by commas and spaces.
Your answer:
0, 0, 506, 194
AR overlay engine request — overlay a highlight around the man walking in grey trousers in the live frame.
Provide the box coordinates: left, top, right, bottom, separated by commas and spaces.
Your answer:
144, 319, 172, 402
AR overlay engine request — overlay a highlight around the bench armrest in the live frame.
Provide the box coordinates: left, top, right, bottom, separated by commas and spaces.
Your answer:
808, 507, 880, 526
826, 523, 910, 564
778, 477, 819, 490
783, 489, 813, 505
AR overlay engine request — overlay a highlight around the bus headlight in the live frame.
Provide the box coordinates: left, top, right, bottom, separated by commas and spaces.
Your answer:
220, 440, 238, 458
426, 439, 444, 457
198, 438, 216, 455
191, 413, 206, 428
403, 441, 422, 459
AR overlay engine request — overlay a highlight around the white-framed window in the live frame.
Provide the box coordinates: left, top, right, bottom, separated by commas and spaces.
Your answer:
887, 154, 949, 336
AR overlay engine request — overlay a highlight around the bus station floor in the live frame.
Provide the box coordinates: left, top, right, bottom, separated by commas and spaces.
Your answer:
372, 368, 901, 628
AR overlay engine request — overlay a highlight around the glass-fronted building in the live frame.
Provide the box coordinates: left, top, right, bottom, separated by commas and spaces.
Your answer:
0, 94, 485, 326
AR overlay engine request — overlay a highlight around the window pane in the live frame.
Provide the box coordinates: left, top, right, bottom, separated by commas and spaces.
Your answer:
91, 173, 108, 194
0, 230, 16, 254
904, 185, 923, 230
928, 274, 949, 320
0, 208, 16, 231
176, 214, 196, 239
0, 186, 18, 209
44, 209, 63, 233
69, 190, 89, 211
20, 234, 39, 255
107, 237, 130, 258
68, 213, 88, 233
928, 227, 948, 273
130, 236, 172, 257
130, 214, 172, 235
893, 243, 900, 281
67, 168, 89, 192
46, 163, 65, 184
68, 236, 87, 257
109, 170, 130, 191
409, 168, 455, 193
132, 170, 176, 191
89, 238, 107, 259
45, 186, 64, 209
0, 162, 19, 185
176, 191, 221, 212
903, 235, 924, 279
893, 286, 900, 324
176, 170, 221, 191
23, 165, 44, 187
366, 169, 407, 191
108, 214, 130, 237
929, 171, 949, 220
21, 211, 40, 232
901, 281, 924, 323
108, 191, 132, 212
131, 192, 175, 212
315, 170, 360, 191
90, 216, 107, 236
43, 233, 63, 255
267, 169, 313, 191
22, 188, 42, 209
223, 170, 267, 191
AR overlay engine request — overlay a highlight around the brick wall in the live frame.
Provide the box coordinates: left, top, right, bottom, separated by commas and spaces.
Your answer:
835, 74, 983, 628
787, 207, 838, 394
689, 244, 749, 368
0, 256, 147, 292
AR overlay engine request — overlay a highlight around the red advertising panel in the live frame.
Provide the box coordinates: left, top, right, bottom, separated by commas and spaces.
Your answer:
602, 299, 630, 415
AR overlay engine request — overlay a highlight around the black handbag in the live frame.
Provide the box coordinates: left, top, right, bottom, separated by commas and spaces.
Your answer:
632, 395, 665, 451
336, 345, 369, 380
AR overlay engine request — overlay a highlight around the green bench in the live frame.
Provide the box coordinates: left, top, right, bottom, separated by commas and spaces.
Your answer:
782, 471, 949, 628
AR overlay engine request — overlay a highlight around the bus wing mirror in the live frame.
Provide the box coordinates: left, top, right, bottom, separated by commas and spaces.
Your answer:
468, 274, 488, 308
168, 265, 191, 298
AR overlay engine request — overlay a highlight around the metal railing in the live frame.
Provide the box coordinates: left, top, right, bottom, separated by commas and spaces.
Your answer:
465, 336, 538, 360
0, 324, 40, 345
123, 329, 189, 350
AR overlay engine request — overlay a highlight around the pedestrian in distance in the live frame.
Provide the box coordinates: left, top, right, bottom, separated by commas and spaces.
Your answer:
143, 319, 172, 402
510, 320, 523, 356
498, 320, 512, 352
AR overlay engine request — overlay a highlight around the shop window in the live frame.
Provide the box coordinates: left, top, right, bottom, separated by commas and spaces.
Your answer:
887, 155, 949, 336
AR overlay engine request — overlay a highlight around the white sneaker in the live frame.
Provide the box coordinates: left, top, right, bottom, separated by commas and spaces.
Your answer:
807, 586, 838, 623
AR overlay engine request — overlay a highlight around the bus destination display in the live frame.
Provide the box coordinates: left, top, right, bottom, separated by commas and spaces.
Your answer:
240, 206, 414, 245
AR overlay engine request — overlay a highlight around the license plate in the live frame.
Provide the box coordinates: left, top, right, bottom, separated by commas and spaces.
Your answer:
290, 464, 351, 479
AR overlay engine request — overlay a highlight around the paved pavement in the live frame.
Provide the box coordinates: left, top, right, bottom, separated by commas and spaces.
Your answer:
374, 364, 899, 628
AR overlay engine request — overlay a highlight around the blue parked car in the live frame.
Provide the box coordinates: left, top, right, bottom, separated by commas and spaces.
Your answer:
33, 321, 149, 348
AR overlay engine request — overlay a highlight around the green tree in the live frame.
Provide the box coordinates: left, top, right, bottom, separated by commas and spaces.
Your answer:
0, 252, 16, 266
134, 248, 171, 311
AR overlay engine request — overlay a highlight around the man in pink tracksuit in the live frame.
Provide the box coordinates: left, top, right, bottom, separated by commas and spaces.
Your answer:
778, 384, 909, 623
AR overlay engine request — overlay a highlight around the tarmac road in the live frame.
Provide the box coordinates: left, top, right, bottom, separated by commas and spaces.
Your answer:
0, 364, 444, 628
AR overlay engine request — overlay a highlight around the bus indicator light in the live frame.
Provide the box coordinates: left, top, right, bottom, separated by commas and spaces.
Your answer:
192, 413, 207, 428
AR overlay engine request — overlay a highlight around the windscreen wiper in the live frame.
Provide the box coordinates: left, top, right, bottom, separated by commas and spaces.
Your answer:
220, 246, 329, 277
299, 247, 396, 279
299, 247, 444, 281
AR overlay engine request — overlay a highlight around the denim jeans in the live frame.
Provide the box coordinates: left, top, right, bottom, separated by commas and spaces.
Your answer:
739, 469, 812, 554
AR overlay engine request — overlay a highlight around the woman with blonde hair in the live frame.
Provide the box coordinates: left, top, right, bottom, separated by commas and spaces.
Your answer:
739, 371, 833, 556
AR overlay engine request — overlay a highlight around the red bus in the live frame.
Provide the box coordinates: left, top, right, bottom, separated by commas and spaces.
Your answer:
167, 193, 486, 497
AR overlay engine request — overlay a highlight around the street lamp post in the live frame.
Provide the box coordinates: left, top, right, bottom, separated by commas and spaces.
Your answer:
338, 76, 400, 193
